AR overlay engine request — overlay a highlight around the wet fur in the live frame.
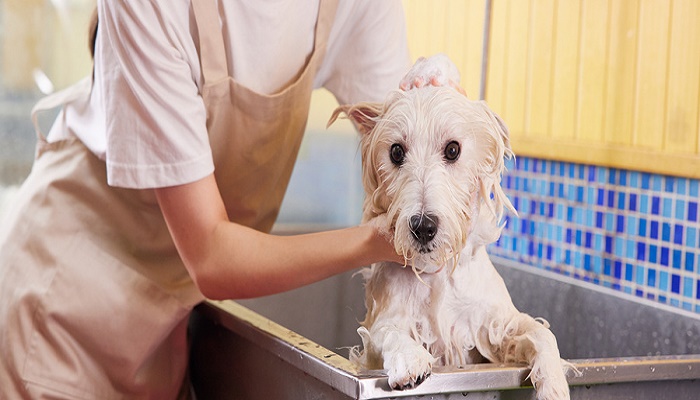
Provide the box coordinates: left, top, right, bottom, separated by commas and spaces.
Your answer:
329, 86, 573, 399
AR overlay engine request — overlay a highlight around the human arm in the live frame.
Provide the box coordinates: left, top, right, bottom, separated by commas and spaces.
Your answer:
155, 174, 401, 300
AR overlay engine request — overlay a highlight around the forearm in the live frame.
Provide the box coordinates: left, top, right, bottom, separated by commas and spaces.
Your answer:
155, 174, 396, 300
201, 223, 383, 299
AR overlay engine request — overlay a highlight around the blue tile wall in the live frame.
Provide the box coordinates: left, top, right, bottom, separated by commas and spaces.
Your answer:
490, 157, 700, 313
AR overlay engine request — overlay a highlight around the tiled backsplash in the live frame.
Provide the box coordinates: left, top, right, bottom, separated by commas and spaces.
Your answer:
491, 156, 700, 313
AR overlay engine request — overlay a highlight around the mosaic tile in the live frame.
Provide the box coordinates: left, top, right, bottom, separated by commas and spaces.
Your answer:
491, 156, 700, 314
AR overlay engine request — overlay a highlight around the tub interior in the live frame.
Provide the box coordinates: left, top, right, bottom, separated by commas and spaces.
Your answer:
234, 257, 700, 360
190, 257, 700, 399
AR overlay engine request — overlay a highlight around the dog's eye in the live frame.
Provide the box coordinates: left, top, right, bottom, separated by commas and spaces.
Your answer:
444, 141, 461, 162
390, 143, 405, 166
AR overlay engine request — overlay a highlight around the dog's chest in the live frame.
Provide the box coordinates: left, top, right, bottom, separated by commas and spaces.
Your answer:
388, 266, 475, 327
405, 270, 487, 365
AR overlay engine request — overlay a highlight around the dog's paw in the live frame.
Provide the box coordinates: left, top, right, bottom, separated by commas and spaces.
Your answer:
533, 377, 570, 400
399, 53, 462, 93
529, 358, 571, 400
384, 345, 434, 390
390, 370, 430, 390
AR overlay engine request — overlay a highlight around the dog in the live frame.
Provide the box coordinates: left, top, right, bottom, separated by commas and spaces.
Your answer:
328, 65, 573, 399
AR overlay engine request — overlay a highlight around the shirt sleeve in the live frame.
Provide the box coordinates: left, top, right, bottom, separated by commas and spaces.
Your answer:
316, 0, 412, 105
98, 1, 214, 189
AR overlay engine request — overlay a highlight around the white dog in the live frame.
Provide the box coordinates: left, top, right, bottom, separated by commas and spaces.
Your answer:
328, 59, 573, 400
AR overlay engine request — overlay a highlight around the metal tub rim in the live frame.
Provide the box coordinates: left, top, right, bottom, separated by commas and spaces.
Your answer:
197, 297, 700, 400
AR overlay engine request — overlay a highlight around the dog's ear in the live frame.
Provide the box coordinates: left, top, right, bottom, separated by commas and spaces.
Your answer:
478, 101, 512, 155
476, 101, 517, 219
327, 102, 384, 135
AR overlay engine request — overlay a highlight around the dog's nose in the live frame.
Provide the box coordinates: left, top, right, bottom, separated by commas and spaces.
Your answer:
409, 214, 439, 246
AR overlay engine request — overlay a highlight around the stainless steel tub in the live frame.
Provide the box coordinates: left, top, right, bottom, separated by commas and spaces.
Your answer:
189, 256, 700, 399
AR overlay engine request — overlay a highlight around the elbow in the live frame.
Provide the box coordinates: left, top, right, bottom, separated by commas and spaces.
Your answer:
187, 259, 233, 300
191, 268, 232, 300
189, 261, 257, 300
194, 280, 230, 301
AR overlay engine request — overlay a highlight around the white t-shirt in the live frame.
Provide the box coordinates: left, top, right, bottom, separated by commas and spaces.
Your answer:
48, 0, 410, 189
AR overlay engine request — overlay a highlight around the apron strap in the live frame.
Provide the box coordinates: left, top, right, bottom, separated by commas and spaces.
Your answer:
30, 76, 92, 143
315, 0, 339, 51
192, 0, 229, 84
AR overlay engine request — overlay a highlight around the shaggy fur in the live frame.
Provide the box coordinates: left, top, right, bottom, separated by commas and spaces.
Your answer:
328, 86, 573, 399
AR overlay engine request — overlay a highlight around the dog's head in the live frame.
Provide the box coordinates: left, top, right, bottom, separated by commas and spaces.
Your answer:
329, 86, 515, 270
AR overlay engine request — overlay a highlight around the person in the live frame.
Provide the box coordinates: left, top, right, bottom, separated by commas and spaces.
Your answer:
0, 1, 454, 398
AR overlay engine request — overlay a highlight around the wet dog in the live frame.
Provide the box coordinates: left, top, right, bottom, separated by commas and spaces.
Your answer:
328, 82, 573, 399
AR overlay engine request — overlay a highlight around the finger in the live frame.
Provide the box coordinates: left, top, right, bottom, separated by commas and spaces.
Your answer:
413, 77, 425, 88
430, 76, 445, 87
449, 79, 467, 97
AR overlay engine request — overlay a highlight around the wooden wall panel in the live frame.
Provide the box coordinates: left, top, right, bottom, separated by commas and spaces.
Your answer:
464, 0, 488, 98
665, 0, 700, 155
503, 1, 531, 136
577, 0, 609, 143
402, 0, 700, 178
549, 0, 581, 142
603, 0, 639, 146
486, 0, 508, 113
634, 0, 671, 150
525, 0, 556, 138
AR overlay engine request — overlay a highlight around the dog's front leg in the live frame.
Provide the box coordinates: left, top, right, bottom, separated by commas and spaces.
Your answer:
358, 268, 436, 390
476, 312, 571, 400
360, 317, 435, 390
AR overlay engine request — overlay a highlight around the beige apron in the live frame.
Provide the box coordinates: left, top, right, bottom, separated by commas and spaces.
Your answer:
0, 0, 337, 398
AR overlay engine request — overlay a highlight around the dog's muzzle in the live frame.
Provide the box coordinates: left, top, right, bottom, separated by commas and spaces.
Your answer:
409, 214, 439, 250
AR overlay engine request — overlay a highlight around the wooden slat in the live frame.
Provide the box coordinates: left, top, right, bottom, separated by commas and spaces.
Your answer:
634, 0, 671, 150
503, 0, 531, 135
485, 0, 509, 114
402, 0, 418, 59
445, 0, 469, 86
603, 0, 640, 146
525, 0, 556, 138
428, 0, 447, 57
664, 0, 700, 155
577, 0, 610, 143
549, 0, 581, 142
464, 0, 486, 98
